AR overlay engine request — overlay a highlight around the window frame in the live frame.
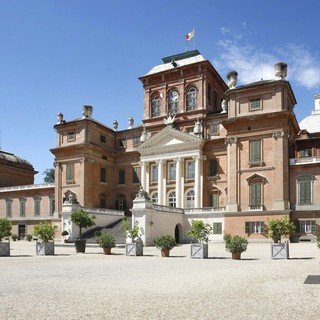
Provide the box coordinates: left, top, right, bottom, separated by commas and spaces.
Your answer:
168, 90, 179, 115
168, 190, 176, 208
186, 159, 195, 179
66, 163, 75, 184
34, 195, 41, 216
150, 163, 158, 182
118, 169, 125, 185
186, 86, 197, 111
151, 94, 161, 117
297, 175, 314, 205
67, 131, 75, 142
100, 167, 107, 183
249, 98, 262, 111
213, 222, 222, 234
167, 161, 176, 181
185, 189, 195, 208
245, 221, 265, 234
19, 197, 26, 217
133, 167, 140, 184
249, 140, 263, 164
5, 198, 12, 218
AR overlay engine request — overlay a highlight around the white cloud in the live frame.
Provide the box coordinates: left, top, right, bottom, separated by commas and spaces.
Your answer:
214, 32, 320, 90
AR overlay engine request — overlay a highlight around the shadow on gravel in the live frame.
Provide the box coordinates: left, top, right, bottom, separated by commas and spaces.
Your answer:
289, 257, 315, 260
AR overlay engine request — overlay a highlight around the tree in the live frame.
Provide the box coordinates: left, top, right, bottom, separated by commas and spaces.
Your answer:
43, 168, 55, 183
70, 210, 96, 239
265, 216, 296, 243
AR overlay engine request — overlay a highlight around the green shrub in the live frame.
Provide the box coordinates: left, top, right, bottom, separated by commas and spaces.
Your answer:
0, 218, 12, 241
224, 234, 248, 253
11, 234, 18, 241
26, 234, 33, 241
122, 217, 139, 242
265, 216, 295, 243
154, 234, 176, 251
186, 220, 212, 243
33, 222, 58, 242
97, 232, 116, 248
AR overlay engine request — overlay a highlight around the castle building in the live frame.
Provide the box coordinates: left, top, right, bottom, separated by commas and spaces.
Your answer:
1, 50, 320, 243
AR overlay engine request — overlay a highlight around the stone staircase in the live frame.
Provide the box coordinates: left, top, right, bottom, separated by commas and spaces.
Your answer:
83, 217, 131, 244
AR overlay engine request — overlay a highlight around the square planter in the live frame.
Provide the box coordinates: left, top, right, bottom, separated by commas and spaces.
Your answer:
36, 241, 55, 256
126, 237, 143, 256
0, 242, 10, 256
271, 241, 289, 259
190, 243, 208, 259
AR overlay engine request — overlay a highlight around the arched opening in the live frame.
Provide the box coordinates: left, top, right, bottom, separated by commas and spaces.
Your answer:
175, 223, 182, 243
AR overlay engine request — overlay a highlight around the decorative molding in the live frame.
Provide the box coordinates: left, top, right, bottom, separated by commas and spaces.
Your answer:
225, 136, 237, 145
272, 131, 284, 140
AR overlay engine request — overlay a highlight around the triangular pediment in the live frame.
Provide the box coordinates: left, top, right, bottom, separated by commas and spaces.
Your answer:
137, 126, 204, 158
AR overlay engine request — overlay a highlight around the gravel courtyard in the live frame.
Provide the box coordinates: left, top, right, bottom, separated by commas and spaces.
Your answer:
0, 241, 319, 320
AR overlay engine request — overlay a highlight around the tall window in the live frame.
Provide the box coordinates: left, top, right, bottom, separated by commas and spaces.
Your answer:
209, 159, 218, 176
116, 194, 126, 211
209, 123, 219, 135
151, 94, 161, 117
168, 191, 176, 207
186, 86, 197, 111
19, 197, 26, 217
100, 167, 107, 183
297, 175, 313, 205
245, 221, 265, 234
168, 162, 176, 180
151, 164, 158, 182
151, 192, 158, 204
67, 131, 75, 142
6, 198, 12, 217
66, 163, 74, 183
186, 160, 195, 179
49, 195, 55, 216
186, 190, 195, 208
213, 222, 222, 234
133, 167, 140, 184
168, 90, 179, 115
250, 183, 262, 208
119, 170, 125, 185
209, 192, 219, 208
34, 196, 41, 216
249, 140, 262, 163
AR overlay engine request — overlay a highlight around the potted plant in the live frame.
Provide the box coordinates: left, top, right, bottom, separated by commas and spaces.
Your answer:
33, 221, 58, 255
224, 234, 248, 260
122, 217, 143, 256
0, 218, 12, 256
186, 219, 212, 259
26, 234, 33, 242
265, 216, 295, 259
61, 230, 69, 243
70, 209, 96, 253
154, 234, 176, 257
11, 234, 18, 241
97, 232, 116, 255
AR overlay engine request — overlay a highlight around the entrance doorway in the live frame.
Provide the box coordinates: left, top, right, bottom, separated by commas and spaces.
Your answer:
175, 224, 182, 243
18, 224, 26, 240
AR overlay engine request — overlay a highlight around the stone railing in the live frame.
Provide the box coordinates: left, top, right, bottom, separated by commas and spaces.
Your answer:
84, 208, 124, 216
184, 207, 226, 214
0, 183, 54, 192
290, 157, 320, 165
152, 204, 184, 214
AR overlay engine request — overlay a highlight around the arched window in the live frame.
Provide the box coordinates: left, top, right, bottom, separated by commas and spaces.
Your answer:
151, 192, 158, 204
168, 90, 179, 115
186, 86, 197, 111
168, 191, 176, 208
186, 189, 195, 208
151, 94, 161, 117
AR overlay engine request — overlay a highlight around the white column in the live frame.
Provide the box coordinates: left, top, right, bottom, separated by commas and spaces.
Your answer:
194, 155, 200, 208
157, 160, 164, 205
140, 161, 147, 191
175, 157, 182, 208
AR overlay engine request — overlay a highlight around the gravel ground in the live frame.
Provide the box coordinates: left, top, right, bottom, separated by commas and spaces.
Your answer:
0, 241, 319, 320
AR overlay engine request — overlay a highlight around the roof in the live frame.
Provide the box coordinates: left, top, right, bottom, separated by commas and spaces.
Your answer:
143, 50, 206, 76
299, 95, 320, 133
0, 150, 33, 168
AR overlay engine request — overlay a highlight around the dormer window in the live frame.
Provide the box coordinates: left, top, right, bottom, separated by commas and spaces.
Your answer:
250, 99, 262, 111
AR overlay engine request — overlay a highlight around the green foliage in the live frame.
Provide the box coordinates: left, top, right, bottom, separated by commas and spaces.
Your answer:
43, 168, 55, 183
317, 233, 320, 249
186, 220, 212, 243
70, 209, 96, 239
0, 218, 12, 241
122, 217, 139, 242
224, 234, 248, 253
26, 234, 33, 241
265, 216, 296, 243
94, 230, 102, 237
11, 234, 18, 241
154, 234, 176, 251
33, 221, 58, 242
97, 232, 116, 248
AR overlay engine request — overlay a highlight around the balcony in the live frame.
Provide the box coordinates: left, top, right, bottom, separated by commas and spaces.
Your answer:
184, 207, 226, 215
290, 157, 320, 165
248, 205, 264, 211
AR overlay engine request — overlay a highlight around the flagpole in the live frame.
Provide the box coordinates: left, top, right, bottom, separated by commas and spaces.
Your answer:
193, 28, 195, 50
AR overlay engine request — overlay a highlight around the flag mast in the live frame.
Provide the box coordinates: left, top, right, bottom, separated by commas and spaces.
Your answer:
185, 28, 195, 51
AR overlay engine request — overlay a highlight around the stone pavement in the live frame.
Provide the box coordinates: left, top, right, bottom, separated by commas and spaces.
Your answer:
0, 241, 319, 320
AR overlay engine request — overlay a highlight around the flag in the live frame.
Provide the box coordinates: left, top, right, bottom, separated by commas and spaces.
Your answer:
185, 28, 195, 41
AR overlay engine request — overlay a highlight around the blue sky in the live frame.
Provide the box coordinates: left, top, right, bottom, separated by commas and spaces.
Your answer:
1, 0, 320, 184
